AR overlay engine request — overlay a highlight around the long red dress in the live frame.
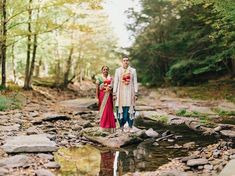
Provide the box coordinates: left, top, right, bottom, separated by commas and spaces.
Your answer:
97, 76, 116, 129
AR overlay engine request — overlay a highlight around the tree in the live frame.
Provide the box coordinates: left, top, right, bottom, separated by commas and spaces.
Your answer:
0, 0, 7, 87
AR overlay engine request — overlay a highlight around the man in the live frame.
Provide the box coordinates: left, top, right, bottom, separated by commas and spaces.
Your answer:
113, 56, 138, 132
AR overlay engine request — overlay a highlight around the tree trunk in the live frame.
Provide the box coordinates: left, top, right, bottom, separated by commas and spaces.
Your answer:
27, 34, 37, 87
55, 60, 60, 84
1, 0, 7, 87
23, 0, 32, 89
11, 43, 16, 83
80, 68, 83, 83
35, 58, 41, 77
231, 56, 235, 78
63, 47, 73, 87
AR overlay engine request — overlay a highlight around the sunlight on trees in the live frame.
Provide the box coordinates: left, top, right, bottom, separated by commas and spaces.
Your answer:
0, 0, 119, 89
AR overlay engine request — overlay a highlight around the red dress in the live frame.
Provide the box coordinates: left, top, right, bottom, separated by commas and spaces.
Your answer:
97, 76, 116, 129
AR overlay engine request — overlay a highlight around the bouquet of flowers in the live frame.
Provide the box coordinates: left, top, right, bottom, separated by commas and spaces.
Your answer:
122, 73, 130, 85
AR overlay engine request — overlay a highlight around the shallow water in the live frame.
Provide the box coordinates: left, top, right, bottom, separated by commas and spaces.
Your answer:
55, 119, 217, 176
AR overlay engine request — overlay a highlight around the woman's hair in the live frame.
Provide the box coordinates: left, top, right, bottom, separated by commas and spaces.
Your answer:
101, 65, 109, 71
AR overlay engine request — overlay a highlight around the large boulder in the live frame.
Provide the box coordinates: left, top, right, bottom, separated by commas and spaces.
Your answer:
81, 127, 144, 148
2, 134, 58, 153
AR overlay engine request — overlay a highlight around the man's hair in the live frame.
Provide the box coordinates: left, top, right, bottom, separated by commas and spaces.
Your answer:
122, 55, 129, 59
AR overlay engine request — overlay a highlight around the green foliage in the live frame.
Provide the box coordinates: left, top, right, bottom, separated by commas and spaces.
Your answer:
176, 109, 201, 117
127, 0, 235, 86
176, 108, 212, 125
0, 92, 23, 111
158, 115, 168, 124
213, 108, 235, 117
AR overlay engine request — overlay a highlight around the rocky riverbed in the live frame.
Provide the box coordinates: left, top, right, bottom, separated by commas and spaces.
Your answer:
0, 86, 234, 176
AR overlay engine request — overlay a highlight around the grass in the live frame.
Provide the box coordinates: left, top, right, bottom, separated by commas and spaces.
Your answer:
172, 79, 235, 103
176, 108, 202, 117
176, 108, 212, 125
212, 108, 235, 117
0, 92, 24, 111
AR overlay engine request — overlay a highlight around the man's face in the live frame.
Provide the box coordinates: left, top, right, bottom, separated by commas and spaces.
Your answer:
122, 58, 129, 68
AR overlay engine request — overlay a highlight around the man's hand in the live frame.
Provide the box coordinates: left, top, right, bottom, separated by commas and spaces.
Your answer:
135, 95, 138, 101
113, 95, 117, 101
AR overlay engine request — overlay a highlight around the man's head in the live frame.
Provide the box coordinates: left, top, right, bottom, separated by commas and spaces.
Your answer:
122, 56, 129, 69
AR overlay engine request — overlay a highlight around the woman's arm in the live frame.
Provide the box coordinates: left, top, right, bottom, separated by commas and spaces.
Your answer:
96, 84, 99, 99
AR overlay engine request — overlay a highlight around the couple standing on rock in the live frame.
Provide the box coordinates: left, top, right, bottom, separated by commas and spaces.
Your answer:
96, 56, 138, 133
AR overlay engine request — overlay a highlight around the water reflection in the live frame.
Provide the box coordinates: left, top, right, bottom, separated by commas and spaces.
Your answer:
55, 140, 187, 176
99, 151, 115, 176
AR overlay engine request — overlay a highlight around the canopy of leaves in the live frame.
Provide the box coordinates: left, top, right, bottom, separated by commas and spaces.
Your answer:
127, 0, 235, 86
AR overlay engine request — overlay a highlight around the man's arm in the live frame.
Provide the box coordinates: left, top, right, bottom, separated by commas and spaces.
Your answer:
113, 69, 119, 98
133, 68, 138, 95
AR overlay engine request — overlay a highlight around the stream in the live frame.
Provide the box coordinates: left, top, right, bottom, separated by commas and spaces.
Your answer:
55, 118, 217, 176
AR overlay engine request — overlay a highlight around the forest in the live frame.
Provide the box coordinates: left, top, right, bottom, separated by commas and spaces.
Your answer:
128, 0, 235, 86
0, 0, 119, 90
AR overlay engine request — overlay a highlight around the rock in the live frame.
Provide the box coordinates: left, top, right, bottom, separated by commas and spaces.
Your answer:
166, 144, 182, 149
0, 168, 9, 176
42, 113, 71, 121
35, 169, 55, 176
145, 128, 159, 138
58, 98, 97, 112
135, 105, 156, 111
218, 101, 235, 112
60, 140, 68, 145
72, 125, 82, 131
183, 142, 195, 149
82, 127, 143, 148
26, 126, 41, 135
167, 139, 175, 142
220, 130, 235, 138
168, 115, 189, 125
44, 162, 60, 169
214, 126, 222, 132
213, 150, 221, 158
190, 106, 216, 115
187, 158, 208, 166
0, 124, 20, 132
158, 170, 188, 176
153, 142, 159, 146
137, 111, 165, 121
0, 155, 30, 168
74, 111, 93, 116
29, 112, 39, 117
219, 159, 235, 176
2, 134, 58, 153
83, 122, 94, 128
204, 164, 213, 170
230, 154, 235, 160
162, 130, 171, 137
37, 154, 54, 160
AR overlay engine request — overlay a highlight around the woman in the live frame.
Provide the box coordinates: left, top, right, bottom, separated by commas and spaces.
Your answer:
96, 66, 116, 132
